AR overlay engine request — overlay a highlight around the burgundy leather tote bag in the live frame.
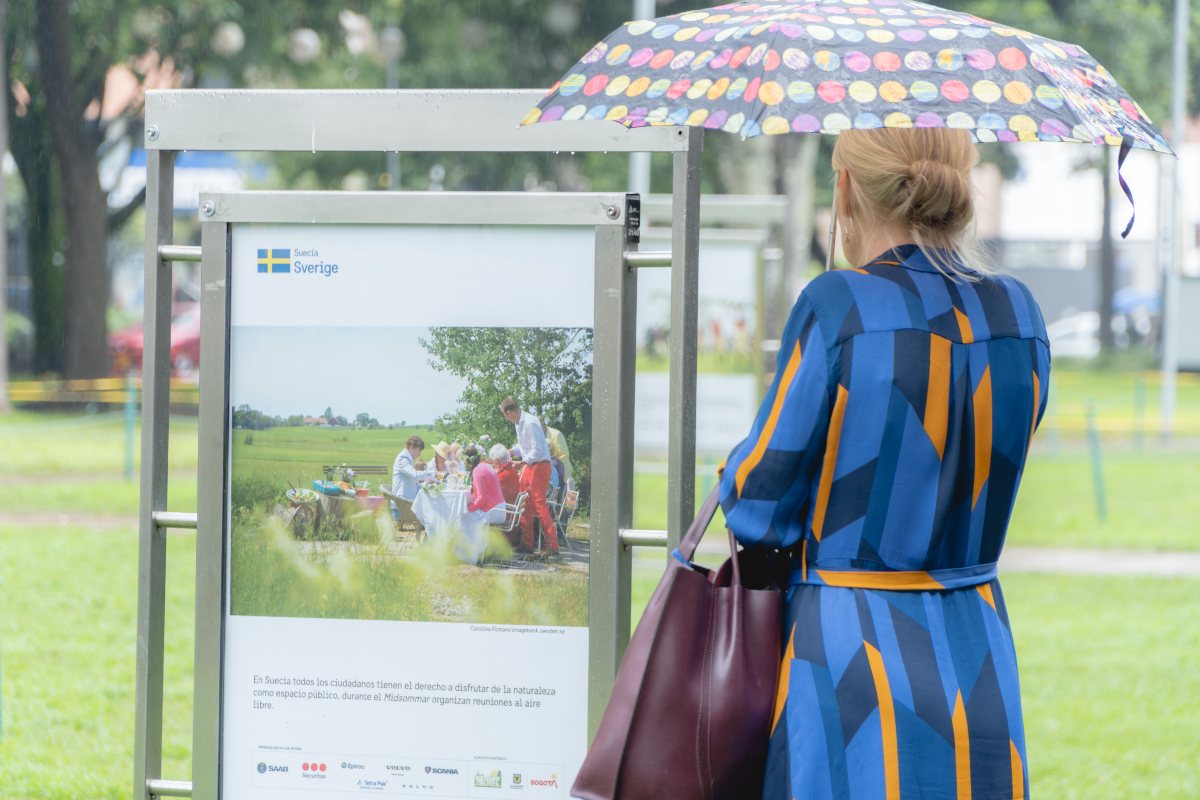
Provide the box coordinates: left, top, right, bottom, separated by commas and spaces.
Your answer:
571, 488, 784, 800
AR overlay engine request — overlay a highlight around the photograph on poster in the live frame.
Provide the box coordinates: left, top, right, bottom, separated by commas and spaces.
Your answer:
227, 324, 591, 627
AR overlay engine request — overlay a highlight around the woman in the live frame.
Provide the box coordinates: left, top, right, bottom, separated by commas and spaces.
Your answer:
464, 444, 506, 526
720, 128, 1049, 799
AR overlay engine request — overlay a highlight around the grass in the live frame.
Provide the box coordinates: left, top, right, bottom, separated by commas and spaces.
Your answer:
0, 526, 196, 799
230, 424, 437, 487
0, 411, 199, 476
1, 363, 1197, 798
230, 513, 588, 627
1009, 448, 1200, 550
1002, 573, 1200, 800
631, 444, 1200, 552
1041, 367, 1200, 436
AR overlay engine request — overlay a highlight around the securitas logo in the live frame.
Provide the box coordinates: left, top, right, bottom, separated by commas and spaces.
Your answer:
256, 247, 339, 277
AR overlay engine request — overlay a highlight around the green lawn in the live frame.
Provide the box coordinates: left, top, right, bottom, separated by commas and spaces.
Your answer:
631, 444, 1200, 552
1, 528, 1194, 799
1042, 368, 1200, 437
0, 526, 196, 799
1, 364, 1197, 798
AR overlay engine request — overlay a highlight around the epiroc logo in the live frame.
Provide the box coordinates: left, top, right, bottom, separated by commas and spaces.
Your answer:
257, 248, 291, 273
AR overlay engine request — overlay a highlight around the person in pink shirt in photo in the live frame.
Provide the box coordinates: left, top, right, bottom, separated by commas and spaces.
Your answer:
464, 444, 506, 526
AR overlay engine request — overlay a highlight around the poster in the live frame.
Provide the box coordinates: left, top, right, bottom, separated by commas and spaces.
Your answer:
222, 223, 595, 799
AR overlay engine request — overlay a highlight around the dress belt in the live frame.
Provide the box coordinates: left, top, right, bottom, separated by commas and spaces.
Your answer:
792, 560, 999, 591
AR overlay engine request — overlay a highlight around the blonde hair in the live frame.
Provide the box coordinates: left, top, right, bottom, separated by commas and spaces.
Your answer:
831, 128, 993, 279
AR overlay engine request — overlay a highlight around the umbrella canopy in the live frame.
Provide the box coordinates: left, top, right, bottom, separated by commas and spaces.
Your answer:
523, 0, 1172, 156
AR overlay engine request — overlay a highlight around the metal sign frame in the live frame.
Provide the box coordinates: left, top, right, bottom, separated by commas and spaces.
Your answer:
136, 89, 703, 800
199, 189, 633, 799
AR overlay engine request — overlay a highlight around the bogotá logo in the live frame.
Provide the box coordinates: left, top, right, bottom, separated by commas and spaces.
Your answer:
257, 248, 291, 273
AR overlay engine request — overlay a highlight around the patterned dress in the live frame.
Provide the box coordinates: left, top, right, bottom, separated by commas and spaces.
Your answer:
719, 245, 1050, 800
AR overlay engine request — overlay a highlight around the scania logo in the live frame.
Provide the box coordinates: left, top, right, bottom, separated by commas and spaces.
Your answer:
425, 766, 459, 775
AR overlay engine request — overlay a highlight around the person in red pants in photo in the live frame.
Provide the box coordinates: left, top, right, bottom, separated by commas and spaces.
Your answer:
500, 396, 559, 558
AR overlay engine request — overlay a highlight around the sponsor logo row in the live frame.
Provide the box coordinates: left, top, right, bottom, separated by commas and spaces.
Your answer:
254, 752, 562, 797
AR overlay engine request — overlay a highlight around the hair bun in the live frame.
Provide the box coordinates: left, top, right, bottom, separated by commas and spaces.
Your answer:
897, 159, 972, 233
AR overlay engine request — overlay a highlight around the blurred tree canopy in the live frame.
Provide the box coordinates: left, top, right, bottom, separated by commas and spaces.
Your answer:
4, 0, 1200, 377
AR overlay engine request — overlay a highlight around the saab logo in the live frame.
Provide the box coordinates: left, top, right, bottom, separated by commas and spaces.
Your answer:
256, 763, 267, 774
258, 763, 288, 774
257, 248, 291, 273
425, 766, 459, 775
474, 769, 502, 788
530, 773, 559, 788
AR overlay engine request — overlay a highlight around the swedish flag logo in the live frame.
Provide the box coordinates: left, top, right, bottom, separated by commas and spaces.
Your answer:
257, 248, 291, 273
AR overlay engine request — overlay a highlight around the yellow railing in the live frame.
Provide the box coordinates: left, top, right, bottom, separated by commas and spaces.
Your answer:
7, 377, 199, 407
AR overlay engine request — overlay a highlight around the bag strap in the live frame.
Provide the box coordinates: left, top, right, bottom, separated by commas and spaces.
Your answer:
677, 486, 723, 562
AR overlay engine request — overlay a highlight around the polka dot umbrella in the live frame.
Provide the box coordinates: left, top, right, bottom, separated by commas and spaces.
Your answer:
522, 0, 1174, 236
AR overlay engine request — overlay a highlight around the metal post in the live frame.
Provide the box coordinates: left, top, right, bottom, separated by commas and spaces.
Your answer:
134, 149, 175, 800
125, 372, 137, 480
667, 128, 703, 551
1160, 0, 1189, 434
1086, 401, 1107, 521
1134, 376, 1146, 448
588, 218, 637, 734
627, 0, 656, 196
193, 221, 230, 800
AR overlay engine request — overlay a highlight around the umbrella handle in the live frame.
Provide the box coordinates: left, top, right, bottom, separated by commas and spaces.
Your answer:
826, 179, 839, 272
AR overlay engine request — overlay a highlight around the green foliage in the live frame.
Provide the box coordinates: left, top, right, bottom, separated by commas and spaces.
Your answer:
230, 471, 281, 514
958, 0, 1187, 124
422, 326, 593, 496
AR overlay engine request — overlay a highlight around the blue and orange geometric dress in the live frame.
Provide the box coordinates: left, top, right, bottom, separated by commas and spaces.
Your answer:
719, 244, 1050, 800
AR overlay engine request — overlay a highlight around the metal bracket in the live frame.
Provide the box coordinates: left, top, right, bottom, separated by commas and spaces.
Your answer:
619, 529, 669, 548
623, 251, 671, 269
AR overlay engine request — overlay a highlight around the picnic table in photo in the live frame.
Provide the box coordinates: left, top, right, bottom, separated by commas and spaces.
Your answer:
412, 484, 469, 534
412, 483, 493, 563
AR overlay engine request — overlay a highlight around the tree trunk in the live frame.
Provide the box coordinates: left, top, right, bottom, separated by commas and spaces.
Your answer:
36, 0, 109, 378
0, 0, 9, 409
9, 109, 67, 374
1099, 147, 1116, 354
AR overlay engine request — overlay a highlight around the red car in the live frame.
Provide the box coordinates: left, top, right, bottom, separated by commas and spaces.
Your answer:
109, 304, 201, 378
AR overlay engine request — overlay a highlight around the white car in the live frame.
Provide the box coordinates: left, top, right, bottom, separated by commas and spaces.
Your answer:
1046, 311, 1101, 359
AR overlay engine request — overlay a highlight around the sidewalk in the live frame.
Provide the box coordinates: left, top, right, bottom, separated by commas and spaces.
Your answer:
1000, 546, 1200, 577
681, 539, 1200, 577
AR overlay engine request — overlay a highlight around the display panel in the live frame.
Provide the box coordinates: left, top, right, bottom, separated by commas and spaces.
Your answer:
222, 223, 595, 799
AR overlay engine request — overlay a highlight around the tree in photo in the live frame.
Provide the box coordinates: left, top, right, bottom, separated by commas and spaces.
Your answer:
422, 327, 592, 498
